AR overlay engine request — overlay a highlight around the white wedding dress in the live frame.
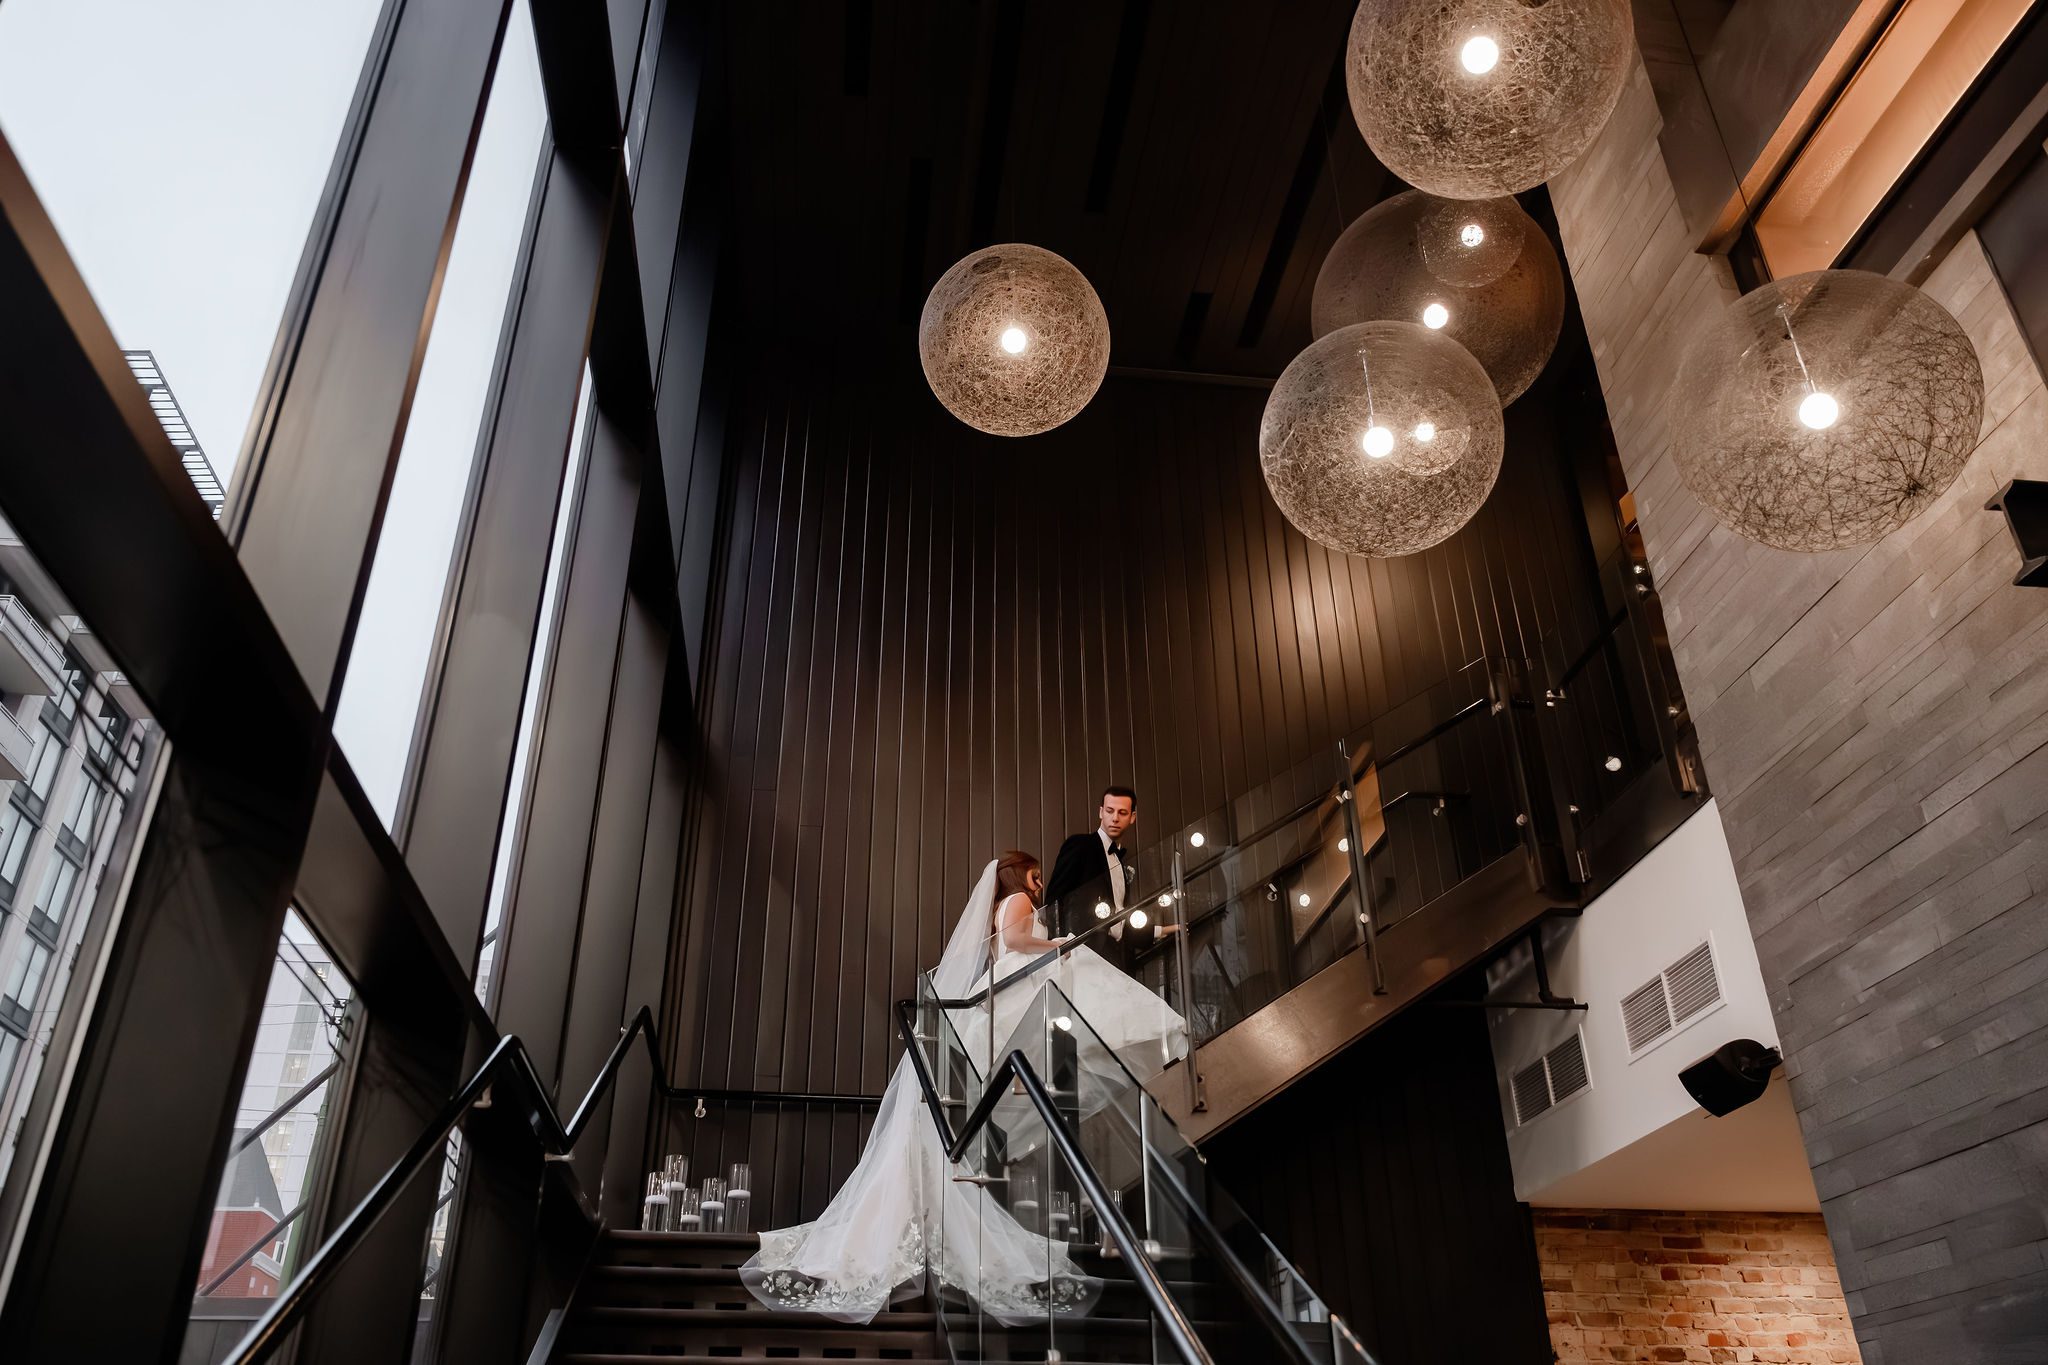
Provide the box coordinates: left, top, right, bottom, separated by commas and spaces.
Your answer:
955, 896, 1189, 1088
739, 861, 1104, 1325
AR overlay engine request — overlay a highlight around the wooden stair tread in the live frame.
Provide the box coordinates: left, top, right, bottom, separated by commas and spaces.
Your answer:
560, 1358, 948, 1365
603, 1229, 761, 1248
576, 1305, 939, 1328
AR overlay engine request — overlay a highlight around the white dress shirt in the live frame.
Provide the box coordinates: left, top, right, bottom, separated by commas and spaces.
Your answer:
1097, 828, 1129, 910
1097, 828, 1129, 940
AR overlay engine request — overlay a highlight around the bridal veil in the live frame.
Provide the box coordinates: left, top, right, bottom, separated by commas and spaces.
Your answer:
738, 859, 1099, 1324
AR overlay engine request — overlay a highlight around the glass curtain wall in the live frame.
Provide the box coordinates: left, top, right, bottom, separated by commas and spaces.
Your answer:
0, 1, 709, 1360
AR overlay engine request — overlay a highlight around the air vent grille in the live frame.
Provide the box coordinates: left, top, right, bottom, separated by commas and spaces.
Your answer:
1666, 941, 1722, 1022
1545, 1031, 1590, 1102
1511, 1059, 1552, 1124
1621, 978, 1673, 1053
1623, 940, 1725, 1058
1511, 1030, 1591, 1126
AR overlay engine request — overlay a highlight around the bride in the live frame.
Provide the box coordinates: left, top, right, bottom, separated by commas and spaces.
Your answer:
955, 850, 1189, 1087
739, 853, 1188, 1323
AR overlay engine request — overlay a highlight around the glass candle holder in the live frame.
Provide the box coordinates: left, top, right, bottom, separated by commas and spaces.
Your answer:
1012, 1167, 1041, 1232
726, 1163, 752, 1235
663, 1153, 689, 1187
1048, 1189, 1074, 1240
675, 1186, 701, 1230
699, 1176, 727, 1233
641, 1171, 669, 1232
661, 1167, 690, 1233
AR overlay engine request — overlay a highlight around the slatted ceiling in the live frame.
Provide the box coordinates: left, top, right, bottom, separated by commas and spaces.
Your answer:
1085, 0, 1152, 212
717, 0, 1383, 380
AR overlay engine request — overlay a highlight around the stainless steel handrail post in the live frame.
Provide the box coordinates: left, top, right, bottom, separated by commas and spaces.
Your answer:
1169, 848, 1205, 1112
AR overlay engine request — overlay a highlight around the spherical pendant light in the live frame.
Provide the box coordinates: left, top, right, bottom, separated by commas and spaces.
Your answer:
1346, 0, 1633, 199
918, 244, 1110, 437
1311, 190, 1563, 405
1260, 321, 1505, 558
1669, 270, 1984, 552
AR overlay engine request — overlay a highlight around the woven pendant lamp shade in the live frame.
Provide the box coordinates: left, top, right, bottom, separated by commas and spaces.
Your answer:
918, 244, 1110, 437
1417, 194, 1526, 287
1669, 270, 1984, 552
1260, 321, 1505, 558
1311, 190, 1563, 405
1346, 0, 1633, 199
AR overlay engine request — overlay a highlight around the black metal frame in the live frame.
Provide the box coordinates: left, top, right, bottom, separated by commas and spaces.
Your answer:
0, 2, 726, 1362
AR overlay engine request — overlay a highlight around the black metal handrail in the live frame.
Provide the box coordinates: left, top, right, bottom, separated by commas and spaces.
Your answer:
895, 999, 1328, 1365
222, 1004, 866, 1365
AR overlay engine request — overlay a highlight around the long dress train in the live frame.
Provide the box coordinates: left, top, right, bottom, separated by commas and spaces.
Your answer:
738, 861, 1100, 1324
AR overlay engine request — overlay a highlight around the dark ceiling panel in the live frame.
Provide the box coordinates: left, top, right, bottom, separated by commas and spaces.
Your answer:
715, 0, 1390, 379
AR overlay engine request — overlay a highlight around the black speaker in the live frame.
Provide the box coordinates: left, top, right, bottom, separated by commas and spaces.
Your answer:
1679, 1038, 1781, 1116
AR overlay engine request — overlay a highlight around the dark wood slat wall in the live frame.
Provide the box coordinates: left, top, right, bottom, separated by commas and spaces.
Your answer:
1204, 993, 1553, 1364
661, 363, 1608, 1225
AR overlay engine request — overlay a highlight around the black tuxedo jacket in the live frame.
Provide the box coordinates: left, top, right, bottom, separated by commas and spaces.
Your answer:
1043, 831, 1154, 971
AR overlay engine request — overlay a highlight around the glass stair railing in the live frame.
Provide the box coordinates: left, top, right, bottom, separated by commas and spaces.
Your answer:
901, 973, 1378, 1364
953, 543, 1700, 1132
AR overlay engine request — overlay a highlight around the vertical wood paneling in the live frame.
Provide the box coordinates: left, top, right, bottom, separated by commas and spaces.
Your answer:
667, 363, 1604, 1224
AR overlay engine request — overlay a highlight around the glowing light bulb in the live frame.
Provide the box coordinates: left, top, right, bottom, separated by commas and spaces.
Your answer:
1130, 909, 1149, 930
1053, 1015, 1073, 1032
1459, 223, 1485, 248
999, 326, 1029, 355
1422, 302, 1449, 329
1798, 390, 1839, 430
1461, 35, 1499, 74
1157, 893, 1174, 908
1297, 892, 1312, 908
1413, 421, 1437, 443
1363, 425, 1394, 458
1338, 837, 1350, 853
1093, 901, 1111, 919
1189, 832, 1205, 848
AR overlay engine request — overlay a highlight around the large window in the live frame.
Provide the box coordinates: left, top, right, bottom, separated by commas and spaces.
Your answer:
0, 804, 31, 901
187, 910, 355, 1316
29, 855, 77, 932
1, 941, 50, 1025
333, 0, 547, 828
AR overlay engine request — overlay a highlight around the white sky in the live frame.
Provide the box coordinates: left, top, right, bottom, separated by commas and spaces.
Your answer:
0, 2, 551, 826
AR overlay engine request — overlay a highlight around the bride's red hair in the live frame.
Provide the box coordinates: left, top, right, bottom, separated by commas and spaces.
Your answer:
995, 850, 1041, 901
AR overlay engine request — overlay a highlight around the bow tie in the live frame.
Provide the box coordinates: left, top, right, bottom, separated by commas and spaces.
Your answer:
1107, 843, 1126, 861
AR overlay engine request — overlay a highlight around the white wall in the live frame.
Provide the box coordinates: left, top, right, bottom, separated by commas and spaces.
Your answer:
1487, 801, 1788, 1202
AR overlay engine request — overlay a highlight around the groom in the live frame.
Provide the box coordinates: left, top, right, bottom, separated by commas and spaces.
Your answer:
1044, 785, 1155, 977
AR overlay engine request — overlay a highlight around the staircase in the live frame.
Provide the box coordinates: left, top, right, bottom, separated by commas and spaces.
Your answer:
554, 1231, 942, 1362
554, 1230, 1265, 1362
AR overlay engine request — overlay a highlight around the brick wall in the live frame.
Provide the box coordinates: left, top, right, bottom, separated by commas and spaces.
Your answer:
1535, 1210, 1863, 1364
